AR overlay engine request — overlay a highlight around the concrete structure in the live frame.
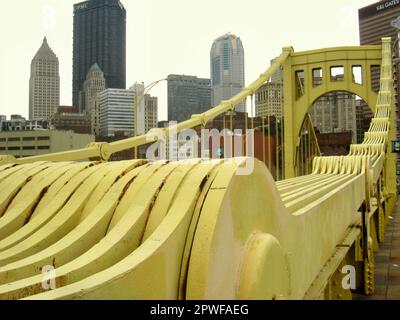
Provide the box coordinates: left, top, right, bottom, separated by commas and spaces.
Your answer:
81, 64, 106, 136
310, 91, 357, 143
99, 88, 135, 136
167, 75, 211, 123
51, 106, 91, 134
29, 37, 60, 121
211, 33, 245, 112
255, 82, 284, 118
0, 115, 50, 132
73, 0, 126, 112
0, 130, 94, 158
315, 131, 353, 156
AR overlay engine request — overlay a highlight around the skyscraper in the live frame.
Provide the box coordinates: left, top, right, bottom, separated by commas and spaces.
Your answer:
82, 63, 106, 136
73, 0, 126, 112
144, 95, 158, 134
99, 88, 135, 136
29, 37, 60, 121
210, 33, 245, 112
167, 75, 211, 123
255, 82, 283, 118
359, 1, 400, 45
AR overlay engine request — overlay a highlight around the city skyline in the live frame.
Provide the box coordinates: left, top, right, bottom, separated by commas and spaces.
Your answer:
0, 0, 381, 121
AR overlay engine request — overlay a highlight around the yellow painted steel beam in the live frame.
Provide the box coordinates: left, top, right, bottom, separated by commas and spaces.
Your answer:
106, 161, 168, 231
0, 164, 33, 184
20, 160, 222, 300
78, 160, 146, 223
0, 162, 93, 243
0, 162, 50, 220
30, 162, 95, 219
178, 161, 223, 300
0, 163, 113, 264
0, 162, 73, 240
0, 161, 181, 298
0, 155, 16, 166
277, 174, 333, 193
0, 156, 386, 300
0, 161, 149, 288
0, 162, 144, 253
142, 160, 201, 242
14, 145, 105, 164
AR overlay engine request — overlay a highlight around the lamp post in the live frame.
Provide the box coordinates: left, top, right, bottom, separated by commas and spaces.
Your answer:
132, 78, 167, 158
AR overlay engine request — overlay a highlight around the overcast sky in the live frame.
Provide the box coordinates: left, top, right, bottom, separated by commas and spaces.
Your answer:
0, 0, 381, 121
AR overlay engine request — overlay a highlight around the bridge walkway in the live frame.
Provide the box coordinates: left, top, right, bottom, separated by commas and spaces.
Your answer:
355, 197, 400, 300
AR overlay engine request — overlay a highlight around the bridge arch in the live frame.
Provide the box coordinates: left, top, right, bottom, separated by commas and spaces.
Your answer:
294, 90, 374, 176
305, 89, 373, 141
281, 45, 381, 178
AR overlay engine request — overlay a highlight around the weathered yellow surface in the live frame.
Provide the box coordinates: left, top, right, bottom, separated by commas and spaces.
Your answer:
20, 159, 222, 299
0, 38, 396, 300
0, 162, 49, 219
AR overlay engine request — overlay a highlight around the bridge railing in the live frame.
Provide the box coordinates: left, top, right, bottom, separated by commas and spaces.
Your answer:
312, 37, 395, 210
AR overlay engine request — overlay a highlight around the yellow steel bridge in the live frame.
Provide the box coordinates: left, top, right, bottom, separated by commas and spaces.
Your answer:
0, 38, 397, 300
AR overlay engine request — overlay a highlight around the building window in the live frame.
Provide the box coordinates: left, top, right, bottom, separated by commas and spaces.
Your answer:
22, 137, 36, 141
37, 146, 50, 150
8, 137, 20, 142
37, 136, 50, 141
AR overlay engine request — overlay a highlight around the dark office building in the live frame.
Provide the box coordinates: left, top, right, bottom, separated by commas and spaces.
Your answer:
167, 75, 211, 123
73, 0, 126, 112
359, 1, 400, 45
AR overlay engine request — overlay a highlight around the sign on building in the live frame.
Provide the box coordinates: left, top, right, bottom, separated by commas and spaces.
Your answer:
392, 140, 400, 153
